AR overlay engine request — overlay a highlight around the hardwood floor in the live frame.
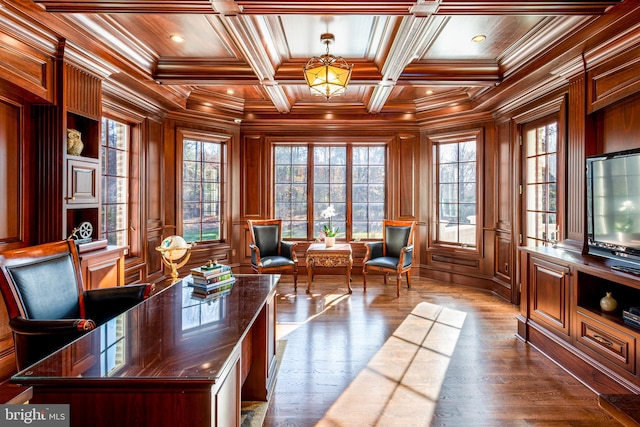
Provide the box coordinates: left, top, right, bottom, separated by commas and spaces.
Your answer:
264, 275, 621, 426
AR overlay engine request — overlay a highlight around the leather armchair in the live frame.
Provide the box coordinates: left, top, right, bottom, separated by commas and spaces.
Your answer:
0, 240, 155, 369
248, 219, 299, 290
362, 220, 416, 297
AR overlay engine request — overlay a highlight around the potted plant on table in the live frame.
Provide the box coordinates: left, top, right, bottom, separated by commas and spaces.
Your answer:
321, 205, 338, 247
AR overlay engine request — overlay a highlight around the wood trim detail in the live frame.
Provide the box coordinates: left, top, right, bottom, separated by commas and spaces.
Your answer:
397, 134, 417, 219
242, 135, 264, 219
567, 76, 587, 244
64, 63, 102, 119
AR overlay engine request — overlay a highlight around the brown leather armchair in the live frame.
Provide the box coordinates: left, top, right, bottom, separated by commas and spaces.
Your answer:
0, 240, 155, 369
248, 219, 299, 290
362, 220, 416, 297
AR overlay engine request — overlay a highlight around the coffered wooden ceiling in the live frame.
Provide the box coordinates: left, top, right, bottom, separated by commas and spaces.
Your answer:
26, 0, 622, 118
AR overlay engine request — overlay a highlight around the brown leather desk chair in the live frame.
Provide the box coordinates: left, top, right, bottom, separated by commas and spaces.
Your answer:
362, 220, 416, 297
0, 240, 154, 370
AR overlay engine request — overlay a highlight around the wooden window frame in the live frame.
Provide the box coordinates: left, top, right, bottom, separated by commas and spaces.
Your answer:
521, 114, 562, 247
177, 128, 230, 245
101, 107, 143, 262
271, 139, 389, 241
428, 128, 484, 254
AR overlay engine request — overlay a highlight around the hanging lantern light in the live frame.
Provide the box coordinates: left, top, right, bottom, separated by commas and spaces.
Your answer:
303, 33, 353, 99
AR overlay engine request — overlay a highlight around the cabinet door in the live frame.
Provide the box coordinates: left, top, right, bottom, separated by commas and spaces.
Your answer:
212, 347, 241, 427
80, 246, 125, 289
66, 158, 99, 205
529, 257, 571, 337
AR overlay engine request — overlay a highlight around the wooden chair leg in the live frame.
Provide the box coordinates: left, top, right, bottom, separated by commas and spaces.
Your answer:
406, 271, 411, 288
396, 274, 401, 297
293, 270, 298, 291
362, 269, 367, 292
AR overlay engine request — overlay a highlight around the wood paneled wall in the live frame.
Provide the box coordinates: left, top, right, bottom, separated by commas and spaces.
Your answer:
0, 1, 640, 313
0, 98, 23, 247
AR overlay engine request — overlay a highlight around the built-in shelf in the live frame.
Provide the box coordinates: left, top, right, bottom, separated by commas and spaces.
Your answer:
518, 245, 640, 395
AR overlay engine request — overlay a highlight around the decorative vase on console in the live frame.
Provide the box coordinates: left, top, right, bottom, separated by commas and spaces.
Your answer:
600, 292, 618, 313
324, 236, 335, 248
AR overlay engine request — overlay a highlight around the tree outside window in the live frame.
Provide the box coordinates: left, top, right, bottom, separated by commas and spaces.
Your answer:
182, 138, 223, 243
101, 118, 129, 248
434, 138, 478, 247
524, 120, 558, 246
274, 146, 308, 238
273, 142, 386, 240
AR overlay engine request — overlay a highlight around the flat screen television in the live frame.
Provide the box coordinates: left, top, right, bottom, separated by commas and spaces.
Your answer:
586, 148, 640, 267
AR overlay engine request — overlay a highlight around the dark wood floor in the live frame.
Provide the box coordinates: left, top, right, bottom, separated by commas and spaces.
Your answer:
263, 275, 621, 426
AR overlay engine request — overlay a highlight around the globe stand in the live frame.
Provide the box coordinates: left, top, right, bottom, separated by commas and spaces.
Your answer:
156, 236, 194, 283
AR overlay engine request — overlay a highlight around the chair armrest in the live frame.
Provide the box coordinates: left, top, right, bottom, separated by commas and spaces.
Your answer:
84, 284, 153, 326
399, 244, 414, 268
363, 241, 383, 262
249, 243, 262, 267
9, 317, 95, 335
281, 241, 298, 263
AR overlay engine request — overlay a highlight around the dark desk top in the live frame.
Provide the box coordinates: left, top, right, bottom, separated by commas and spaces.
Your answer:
12, 274, 279, 385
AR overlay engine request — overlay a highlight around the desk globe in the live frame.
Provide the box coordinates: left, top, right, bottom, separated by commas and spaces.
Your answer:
156, 235, 193, 283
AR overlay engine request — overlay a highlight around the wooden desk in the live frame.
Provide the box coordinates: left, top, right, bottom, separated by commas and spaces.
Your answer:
11, 274, 279, 427
306, 242, 353, 293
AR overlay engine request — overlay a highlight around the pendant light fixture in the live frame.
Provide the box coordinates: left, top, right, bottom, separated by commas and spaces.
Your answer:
303, 33, 353, 99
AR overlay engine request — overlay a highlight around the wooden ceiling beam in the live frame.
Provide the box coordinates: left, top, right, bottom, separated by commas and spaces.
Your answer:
433, 1, 621, 15
30, 0, 414, 14
32, 0, 620, 15
153, 59, 259, 84
400, 60, 501, 84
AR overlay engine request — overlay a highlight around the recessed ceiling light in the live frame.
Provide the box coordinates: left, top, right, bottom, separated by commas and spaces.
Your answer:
425, 90, 434, 95
226, 89, 235, 95
170, 34, 184, 43
471, 34, 486, 43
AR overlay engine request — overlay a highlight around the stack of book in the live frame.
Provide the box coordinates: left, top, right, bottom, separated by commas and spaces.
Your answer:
189, 262, 235, 298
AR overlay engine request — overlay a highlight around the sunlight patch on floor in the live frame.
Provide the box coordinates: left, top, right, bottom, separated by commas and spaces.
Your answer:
276, 291, 351, 340
315, 301, 467, 427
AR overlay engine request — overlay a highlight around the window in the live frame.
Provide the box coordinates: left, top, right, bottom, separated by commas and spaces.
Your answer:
274, 146, 308, 238
524, 119, 558, 246
182, 137, 224, 243
352, 146, 385, 238
434, 137, 478, 247
274, 143, 386, 240
99, 316, 126, 376
313, 146, 346, 238
101, 118, 129, 247
182, 296, 227, 332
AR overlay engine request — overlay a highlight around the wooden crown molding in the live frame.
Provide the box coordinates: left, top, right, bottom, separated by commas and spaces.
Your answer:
31, 1, 620, 15
431, 1, 621, 15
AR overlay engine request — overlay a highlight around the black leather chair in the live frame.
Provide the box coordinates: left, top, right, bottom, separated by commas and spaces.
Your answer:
0, 240, 155, 369
362, 220, 416, 297
248, 219, 299, 290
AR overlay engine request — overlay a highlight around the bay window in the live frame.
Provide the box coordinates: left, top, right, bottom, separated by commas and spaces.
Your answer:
274, 142, 386, 240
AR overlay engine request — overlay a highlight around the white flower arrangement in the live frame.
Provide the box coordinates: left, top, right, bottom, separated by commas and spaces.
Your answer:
320, 204, 338, 237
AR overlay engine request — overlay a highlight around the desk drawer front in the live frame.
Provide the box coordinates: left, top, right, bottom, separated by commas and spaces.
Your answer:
576, 311, 636, 374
